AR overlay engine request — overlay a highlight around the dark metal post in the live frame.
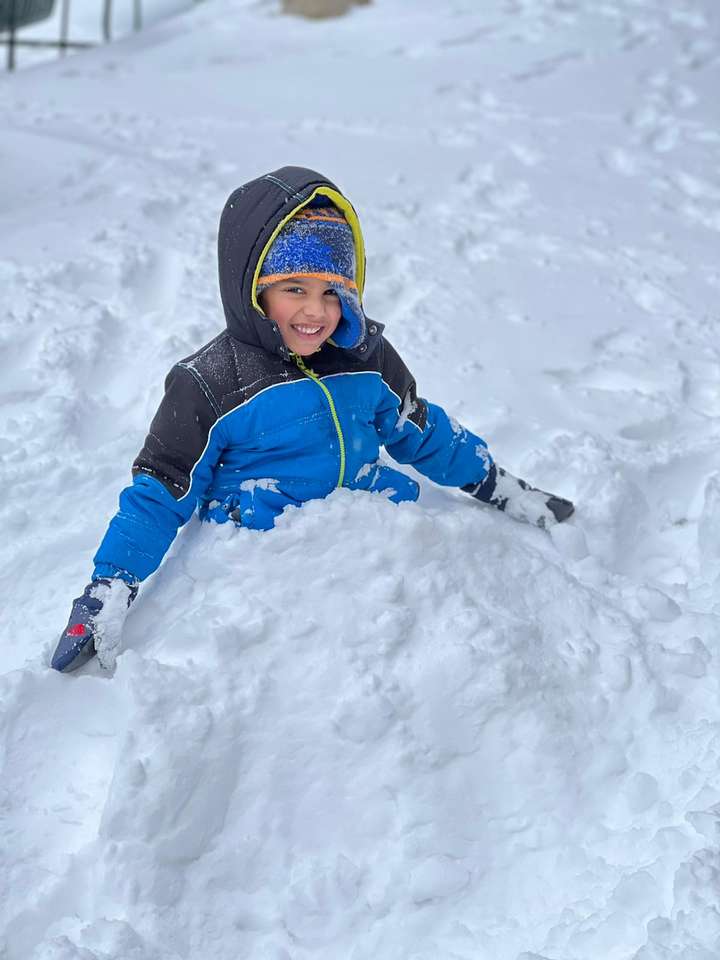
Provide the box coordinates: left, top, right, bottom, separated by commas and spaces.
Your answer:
133, 0, 140, 31
8, 0, 17, 70
59, 0, 70, 55
102, 0, 111, 42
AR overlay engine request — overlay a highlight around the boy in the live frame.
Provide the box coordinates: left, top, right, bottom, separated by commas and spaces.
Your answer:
51, 166, 574, 673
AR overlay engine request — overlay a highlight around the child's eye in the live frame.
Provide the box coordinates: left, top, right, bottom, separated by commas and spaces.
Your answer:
324, 289, 339, 298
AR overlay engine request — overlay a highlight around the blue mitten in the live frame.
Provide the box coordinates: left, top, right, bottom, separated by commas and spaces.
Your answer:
52, 578, 137, 673
464, 464, 574, 529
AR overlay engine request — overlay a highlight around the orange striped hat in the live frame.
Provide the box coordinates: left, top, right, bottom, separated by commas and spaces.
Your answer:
257, 204, 366, 349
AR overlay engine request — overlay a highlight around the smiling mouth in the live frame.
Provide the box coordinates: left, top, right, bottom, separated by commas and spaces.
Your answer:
291, 324, 323, 337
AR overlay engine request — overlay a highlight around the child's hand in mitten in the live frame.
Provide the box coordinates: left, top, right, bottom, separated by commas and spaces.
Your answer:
51, 578, 137, 673
464, 464, 574, 529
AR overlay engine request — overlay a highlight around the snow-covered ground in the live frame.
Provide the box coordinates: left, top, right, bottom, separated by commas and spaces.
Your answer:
2, 1, 720, 957
4, 0, 195, 71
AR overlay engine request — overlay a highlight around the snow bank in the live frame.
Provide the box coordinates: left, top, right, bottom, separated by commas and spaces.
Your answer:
2, 0, 720, 957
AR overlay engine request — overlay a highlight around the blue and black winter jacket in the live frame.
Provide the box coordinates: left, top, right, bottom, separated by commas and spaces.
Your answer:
93, 166, 494, 584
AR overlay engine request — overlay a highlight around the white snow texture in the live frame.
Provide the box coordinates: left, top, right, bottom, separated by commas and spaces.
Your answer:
2, 1, 720, 958
89, 579, 135, 671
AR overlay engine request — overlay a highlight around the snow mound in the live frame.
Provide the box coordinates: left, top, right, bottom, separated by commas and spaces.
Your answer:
2, 493, 718, 958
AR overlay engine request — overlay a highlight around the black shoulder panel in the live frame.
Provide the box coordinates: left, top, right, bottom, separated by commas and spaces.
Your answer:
379, 336, 428, 431
132, 363, 218, 498
179, 332, 304, 414
132, 333, 305, 499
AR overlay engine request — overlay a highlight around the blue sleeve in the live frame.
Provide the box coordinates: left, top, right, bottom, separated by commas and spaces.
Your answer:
92, 364, 225, 583
375, 338, 493, 488
376, 391, 493, 488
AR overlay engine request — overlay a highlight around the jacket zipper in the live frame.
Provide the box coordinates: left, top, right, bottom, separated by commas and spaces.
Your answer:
293, 354, 346, 488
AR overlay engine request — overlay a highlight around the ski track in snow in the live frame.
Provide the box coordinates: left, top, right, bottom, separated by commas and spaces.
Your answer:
1, 0, 720, 957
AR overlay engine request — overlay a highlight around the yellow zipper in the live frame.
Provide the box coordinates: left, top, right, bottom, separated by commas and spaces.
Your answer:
293, 354, 346, 488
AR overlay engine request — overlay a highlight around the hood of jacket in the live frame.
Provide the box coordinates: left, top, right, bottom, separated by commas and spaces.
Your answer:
217, 166, 383, 363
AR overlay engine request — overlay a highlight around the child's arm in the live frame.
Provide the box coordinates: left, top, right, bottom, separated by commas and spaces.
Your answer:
374, 337, 493, 487
374, 337, 574, 526
52, 363, 225, 672
93, 362, 226, 582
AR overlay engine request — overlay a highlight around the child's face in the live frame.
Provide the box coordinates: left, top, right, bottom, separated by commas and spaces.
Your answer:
260, 276, 342, 356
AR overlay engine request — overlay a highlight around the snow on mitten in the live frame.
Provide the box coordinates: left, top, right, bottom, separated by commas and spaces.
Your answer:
463, 463, 574, 529
51, 578, 137, 673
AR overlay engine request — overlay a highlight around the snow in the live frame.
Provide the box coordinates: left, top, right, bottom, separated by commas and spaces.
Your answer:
1, 0, 720, 957
89, 578, 135, 670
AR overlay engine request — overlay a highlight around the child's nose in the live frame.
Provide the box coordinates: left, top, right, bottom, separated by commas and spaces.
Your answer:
302, 296, 327, 318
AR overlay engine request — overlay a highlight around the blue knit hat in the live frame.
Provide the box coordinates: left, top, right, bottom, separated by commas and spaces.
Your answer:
257, 205, 366, 349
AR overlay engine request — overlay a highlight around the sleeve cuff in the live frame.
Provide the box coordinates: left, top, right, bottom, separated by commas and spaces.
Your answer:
461, 462, 497, 502
92, 563, 140, 586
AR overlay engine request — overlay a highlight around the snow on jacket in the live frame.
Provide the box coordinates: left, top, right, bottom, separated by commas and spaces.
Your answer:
93, 166, 494, 584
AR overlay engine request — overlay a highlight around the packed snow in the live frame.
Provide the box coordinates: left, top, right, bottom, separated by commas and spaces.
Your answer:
2, 1, 720, 958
